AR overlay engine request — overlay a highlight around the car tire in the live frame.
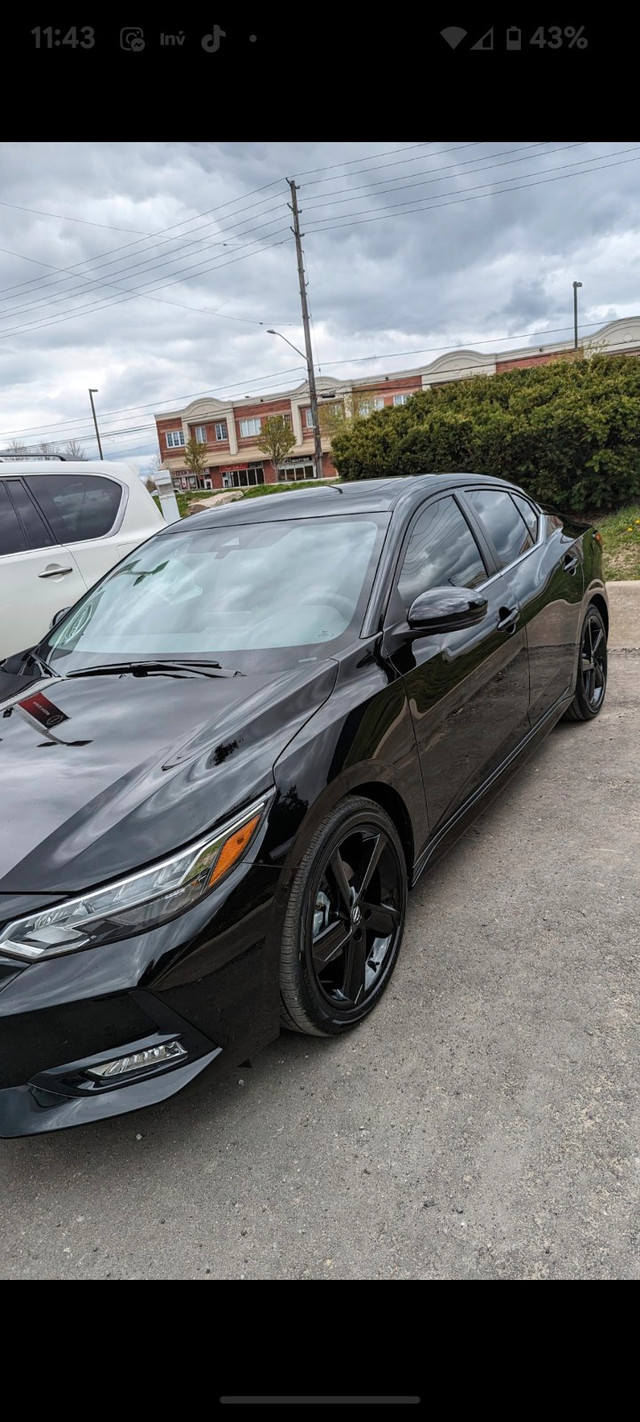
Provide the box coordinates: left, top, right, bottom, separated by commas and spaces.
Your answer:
564, 604, 608, 722
279, 795, 408, 1037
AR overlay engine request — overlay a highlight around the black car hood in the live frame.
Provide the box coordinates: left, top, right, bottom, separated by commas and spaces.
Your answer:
0, 660, 338, 894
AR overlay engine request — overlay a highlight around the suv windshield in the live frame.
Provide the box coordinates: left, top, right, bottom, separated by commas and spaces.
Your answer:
43, 513, 388, 675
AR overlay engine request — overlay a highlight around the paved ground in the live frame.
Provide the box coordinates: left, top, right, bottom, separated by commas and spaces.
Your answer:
0, 650, 638, 1280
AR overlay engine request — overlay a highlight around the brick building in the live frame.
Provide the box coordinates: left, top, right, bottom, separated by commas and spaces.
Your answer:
154, 316, 640, 491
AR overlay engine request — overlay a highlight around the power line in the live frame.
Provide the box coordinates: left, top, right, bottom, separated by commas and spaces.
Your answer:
291, 141, 444, 178
0, 231, 295, 341
301, 142, 585, 208
0, 199, 152, 234
297, 142, 482, 190
304, 149, 640, 234
0, 178, 289, 302
0, 201, 291, 321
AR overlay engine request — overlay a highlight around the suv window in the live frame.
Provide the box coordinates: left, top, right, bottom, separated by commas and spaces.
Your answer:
0, 480, 28, 555
398, 495, 487, 605
466, 488, 533, 568
25, 474, 123, 543
5, 479, 53, 550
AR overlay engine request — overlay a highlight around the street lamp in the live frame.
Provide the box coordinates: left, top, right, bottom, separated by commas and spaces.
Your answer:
88, 388, 104, 459
267, 328, 324, 481
572, 281, 582, 351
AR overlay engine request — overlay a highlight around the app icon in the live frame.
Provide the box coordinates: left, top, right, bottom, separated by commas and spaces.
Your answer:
120, 27, 145, 51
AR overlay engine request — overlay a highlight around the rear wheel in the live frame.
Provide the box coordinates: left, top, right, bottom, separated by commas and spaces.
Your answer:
280, 796, 407, 1036
564, 605, 608, 722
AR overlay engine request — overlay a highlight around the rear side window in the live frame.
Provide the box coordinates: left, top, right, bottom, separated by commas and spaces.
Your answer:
466, 488, 533, 568
511, 493, 539, 541
25, 474, 123, 543
0, 480, 28, 555
5, 480, 53, 550
398, 495, 487, 605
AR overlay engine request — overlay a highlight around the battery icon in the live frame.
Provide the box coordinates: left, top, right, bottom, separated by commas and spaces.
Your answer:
506, 26, 521, 49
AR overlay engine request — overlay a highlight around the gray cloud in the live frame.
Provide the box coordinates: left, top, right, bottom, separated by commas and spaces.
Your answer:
0, 141, 637, 469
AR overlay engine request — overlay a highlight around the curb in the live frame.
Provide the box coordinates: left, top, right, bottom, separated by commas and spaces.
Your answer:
605, 581, 640, 651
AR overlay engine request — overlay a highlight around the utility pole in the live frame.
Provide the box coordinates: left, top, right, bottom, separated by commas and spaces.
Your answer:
573, 281, 582, 351
88, 388, 104, 459
287, 179, 324, 481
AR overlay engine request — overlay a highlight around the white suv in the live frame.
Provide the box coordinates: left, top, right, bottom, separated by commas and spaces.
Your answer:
0, 459, 164, 662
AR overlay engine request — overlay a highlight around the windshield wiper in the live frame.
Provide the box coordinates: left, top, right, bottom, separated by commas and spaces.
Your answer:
66, 659, 242, 680
26, 650, 54, 678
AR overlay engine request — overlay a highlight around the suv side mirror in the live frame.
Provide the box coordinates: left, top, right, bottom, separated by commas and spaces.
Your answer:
407, 586, 487, 636
49, 607, 70, 630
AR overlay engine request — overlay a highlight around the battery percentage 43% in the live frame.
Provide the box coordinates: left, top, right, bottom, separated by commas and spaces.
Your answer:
530, 25, 588, 48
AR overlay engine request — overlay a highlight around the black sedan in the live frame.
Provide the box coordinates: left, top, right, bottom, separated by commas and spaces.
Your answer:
0, 473, 608, 1136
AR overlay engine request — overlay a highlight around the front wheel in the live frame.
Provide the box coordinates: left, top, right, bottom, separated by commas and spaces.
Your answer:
279, 796, 408, 1036
564, 604, 608, 722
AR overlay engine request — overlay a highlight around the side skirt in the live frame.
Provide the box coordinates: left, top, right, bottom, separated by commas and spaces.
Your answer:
411, 692, 573, 888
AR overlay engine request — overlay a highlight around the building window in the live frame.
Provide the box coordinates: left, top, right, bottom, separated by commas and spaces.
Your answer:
222, 466, 265, 489
215, 422, 228, 441
165, 429, 185, 448
304, 408, 315, 429
239, 417, 262, 438
360, 396, 385, 415
279, 462, 316, 482
393, 393, 410, 406
194, 426, 207, 444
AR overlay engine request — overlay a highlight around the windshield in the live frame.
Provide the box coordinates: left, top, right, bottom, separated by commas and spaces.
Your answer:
43, 513, 388, 675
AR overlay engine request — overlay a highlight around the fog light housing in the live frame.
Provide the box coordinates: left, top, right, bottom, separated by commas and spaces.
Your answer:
87, 1040, 187, 1080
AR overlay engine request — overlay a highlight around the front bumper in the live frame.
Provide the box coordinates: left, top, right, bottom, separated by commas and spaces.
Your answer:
0, 857, 283, 1137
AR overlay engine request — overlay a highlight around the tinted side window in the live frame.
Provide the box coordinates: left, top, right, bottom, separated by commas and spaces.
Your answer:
511, 493, 539, 541
25, 475, 122, 543
466, 488, 533, 567
398, 496, 487, 605
0, 481, 28, 556
6, 480, 53, 550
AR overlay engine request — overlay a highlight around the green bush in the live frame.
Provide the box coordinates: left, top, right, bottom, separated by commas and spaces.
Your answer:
330, 354, 640, 512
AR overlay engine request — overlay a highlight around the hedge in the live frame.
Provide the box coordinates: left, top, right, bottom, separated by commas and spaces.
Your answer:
330, 354, 640, 512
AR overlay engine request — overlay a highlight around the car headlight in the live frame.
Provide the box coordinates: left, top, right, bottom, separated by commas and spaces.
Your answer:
0, 797, 269, 962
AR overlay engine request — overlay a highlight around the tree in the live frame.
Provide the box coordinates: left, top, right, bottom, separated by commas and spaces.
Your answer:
34, 441, 61, 458
63, 439, 87, 460
6, 440, 28, 455
317, 390, 376, 440
184, 435, 208, 485
257, 414, 296, 479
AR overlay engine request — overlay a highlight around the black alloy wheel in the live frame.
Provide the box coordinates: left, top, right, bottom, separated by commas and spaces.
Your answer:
280, 796, 407, 1036
564, 605, 608, 722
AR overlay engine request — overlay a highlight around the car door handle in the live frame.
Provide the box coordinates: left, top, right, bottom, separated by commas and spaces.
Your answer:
563, 553, 579, 573
497, 605, 520, 632
38, 564, 74, 579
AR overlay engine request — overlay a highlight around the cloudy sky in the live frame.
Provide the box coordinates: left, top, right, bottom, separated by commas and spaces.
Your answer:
0, 140, 638, 473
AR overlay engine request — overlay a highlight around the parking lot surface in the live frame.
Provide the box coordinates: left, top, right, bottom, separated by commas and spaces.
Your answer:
1, 649, 638, 1280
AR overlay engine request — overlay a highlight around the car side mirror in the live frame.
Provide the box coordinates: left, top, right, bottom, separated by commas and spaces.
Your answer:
49, 607, 70, 630
407, 586, 488, 636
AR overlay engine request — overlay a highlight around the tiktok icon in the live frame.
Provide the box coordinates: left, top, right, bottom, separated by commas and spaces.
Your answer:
201, 24, 226, 52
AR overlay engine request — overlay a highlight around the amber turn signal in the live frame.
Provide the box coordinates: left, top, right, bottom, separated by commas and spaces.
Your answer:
208, 814, 262, 886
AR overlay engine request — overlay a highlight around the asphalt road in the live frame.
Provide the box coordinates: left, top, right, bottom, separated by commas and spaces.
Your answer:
1, 650, 638, 1281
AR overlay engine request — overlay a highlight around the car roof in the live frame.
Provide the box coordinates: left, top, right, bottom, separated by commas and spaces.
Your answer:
0, 460, 140, 483
166, 472, 518, 530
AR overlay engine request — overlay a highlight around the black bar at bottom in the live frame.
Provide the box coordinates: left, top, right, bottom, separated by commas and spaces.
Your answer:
220, 1401, 421, 1407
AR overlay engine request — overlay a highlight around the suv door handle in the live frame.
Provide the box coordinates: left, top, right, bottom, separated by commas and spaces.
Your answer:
38, 564, 73, 579
563, 552, 579, 573
497, 604, 520, 632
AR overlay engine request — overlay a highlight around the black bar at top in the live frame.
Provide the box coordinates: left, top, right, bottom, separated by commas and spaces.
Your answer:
219, 1400, 421, 1406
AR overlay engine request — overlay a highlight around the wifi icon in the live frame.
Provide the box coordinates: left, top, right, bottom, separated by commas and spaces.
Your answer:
440, 26, 468, 48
